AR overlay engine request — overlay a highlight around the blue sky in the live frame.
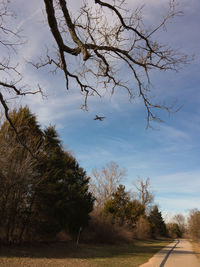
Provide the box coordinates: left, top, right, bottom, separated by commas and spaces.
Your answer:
3, 0, 200, 219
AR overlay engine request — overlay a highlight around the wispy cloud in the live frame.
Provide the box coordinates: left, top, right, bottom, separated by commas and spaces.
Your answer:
159, 125, 189, 140
3, 0, 199, 218
153, 170, 200, 194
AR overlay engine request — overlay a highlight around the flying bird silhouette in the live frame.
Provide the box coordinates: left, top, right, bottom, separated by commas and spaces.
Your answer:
94, 115, 106, 121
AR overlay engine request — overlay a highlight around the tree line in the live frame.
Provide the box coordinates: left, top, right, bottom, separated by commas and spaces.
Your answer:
0, 106, 199, 244
89, 165, 167, 242
0, 106, 166, 244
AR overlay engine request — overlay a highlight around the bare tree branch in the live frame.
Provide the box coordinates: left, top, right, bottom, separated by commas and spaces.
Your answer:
39, 0, 189, 124
90, 161, 126, 208
0, 0, 44, 157
0, 0, 190, 133
0, 92, 38, 159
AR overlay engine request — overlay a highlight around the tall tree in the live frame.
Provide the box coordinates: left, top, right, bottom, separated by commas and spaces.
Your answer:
148, 205, 167, 237
33, 126, 94, 237
173, 213, 185, 235
0, 107, 94, 243
133, 177, 154, 212
0, 107, 43, 243
90, 161, 126, 208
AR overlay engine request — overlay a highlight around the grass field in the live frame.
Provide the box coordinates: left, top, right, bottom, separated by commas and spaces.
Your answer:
0, 239, 172, 267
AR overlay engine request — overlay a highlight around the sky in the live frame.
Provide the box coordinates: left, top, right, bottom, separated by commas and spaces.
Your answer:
2, 0, 200, 220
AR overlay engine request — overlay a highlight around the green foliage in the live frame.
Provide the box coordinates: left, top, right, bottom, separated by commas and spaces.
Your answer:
104, 185, 144, 227
34, 127, 94, 236
148, 205, 167, 238
0, 107, 94, 243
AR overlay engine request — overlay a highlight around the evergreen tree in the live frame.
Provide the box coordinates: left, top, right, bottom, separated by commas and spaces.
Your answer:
148, 205, 167, 237
104, 185, 144, 227
0, 107, 94, 243
34, 126, 94, 237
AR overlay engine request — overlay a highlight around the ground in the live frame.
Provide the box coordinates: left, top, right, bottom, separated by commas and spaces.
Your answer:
0, 239, 171, 267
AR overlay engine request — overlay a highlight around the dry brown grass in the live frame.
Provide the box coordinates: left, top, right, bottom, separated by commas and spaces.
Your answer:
0, 239, 172, 267
190, 240, 200, 262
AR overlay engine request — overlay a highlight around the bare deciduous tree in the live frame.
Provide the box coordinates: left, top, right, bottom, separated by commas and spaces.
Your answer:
90, 161, 126, 208
133, 177, 154, 211
173, 213, 185, 234
188, 209, 200, 240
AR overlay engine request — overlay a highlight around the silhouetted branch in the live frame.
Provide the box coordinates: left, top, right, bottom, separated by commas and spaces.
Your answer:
40, 0, 189, 124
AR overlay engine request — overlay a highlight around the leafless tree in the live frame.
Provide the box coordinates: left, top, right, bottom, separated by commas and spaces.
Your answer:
188, 209, 200, 240
173, 213, 186, 234
133, 177, 154, 211
90, 161, 126, 208
35, 0, 189, 126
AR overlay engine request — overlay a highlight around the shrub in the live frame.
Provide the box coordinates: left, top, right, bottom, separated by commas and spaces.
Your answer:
82, 210, 133, 244
133, 216, 151, 239
167, 223, 182, 238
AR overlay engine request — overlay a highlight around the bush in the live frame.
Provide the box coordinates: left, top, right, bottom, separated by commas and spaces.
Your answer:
82, 210, 133, 244
133, 216, 151, 239
167, 223, 182, 238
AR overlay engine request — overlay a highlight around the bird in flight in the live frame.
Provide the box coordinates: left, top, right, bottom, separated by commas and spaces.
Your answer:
94, 115, 106, 121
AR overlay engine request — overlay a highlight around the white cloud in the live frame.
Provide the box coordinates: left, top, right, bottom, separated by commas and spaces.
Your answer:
21, 90, 84, 127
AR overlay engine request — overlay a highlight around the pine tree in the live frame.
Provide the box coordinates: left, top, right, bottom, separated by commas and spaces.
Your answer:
104, 185, 144, 227
148, 205, 167, 237
34, 126, 94, 237
0, 107, 94, 243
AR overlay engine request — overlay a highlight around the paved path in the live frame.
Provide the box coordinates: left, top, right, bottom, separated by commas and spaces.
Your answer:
140, 239, 200, 267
